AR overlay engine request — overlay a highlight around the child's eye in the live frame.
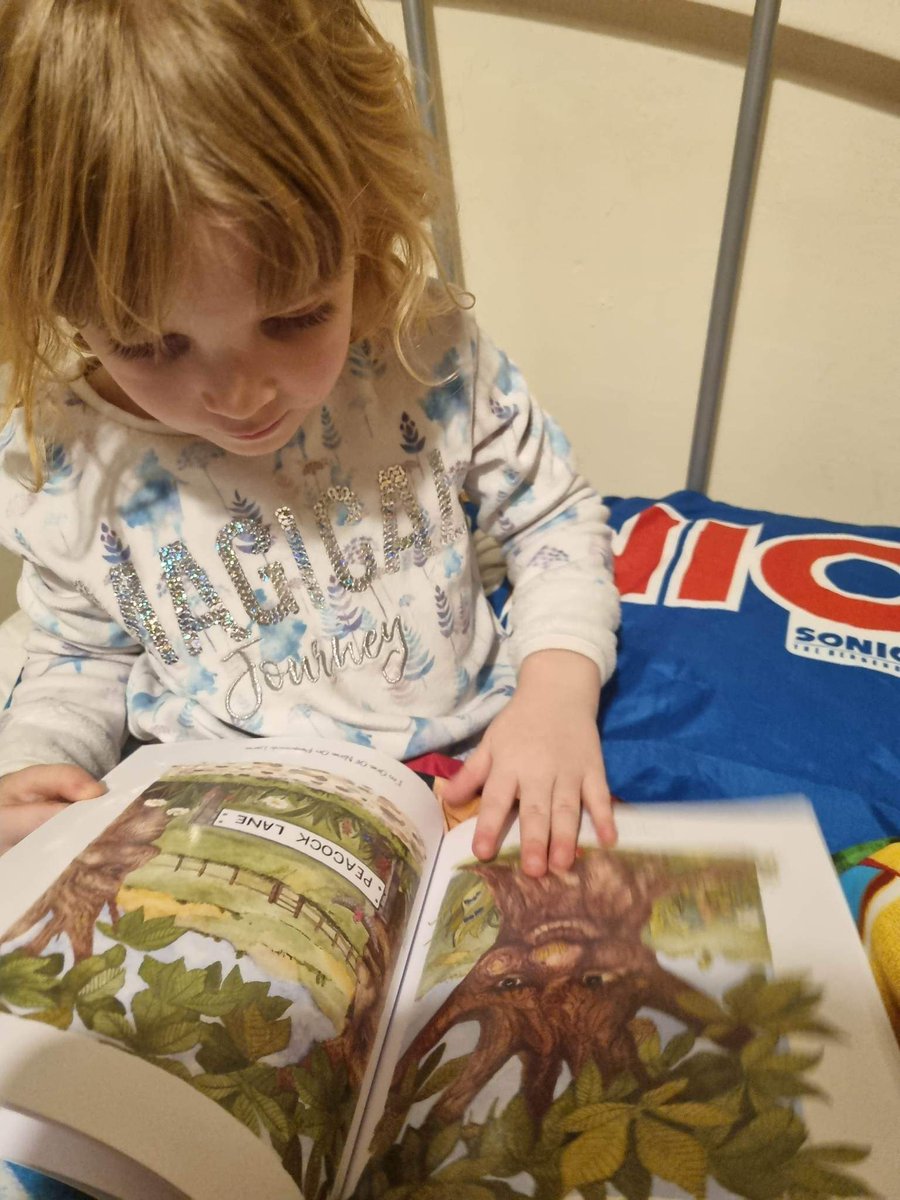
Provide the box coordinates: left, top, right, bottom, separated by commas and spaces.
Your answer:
109, 334, 190, 363
262, 303, 335, 337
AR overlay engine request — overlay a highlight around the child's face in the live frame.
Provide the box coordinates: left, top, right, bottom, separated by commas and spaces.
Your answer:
79, 221, 355, 455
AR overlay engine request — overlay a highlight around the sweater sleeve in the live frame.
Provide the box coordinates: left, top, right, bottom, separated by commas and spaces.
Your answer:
0, 559, 141, 779
464, 328, 620, 683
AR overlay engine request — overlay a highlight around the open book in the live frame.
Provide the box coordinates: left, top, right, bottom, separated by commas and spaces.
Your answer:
1, 738, 898, 1200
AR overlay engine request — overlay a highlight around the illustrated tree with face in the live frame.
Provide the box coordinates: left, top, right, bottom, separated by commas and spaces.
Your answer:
390, 850, 751, 1126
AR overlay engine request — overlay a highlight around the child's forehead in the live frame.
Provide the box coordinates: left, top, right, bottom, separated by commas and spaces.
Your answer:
160, 219, 324, 320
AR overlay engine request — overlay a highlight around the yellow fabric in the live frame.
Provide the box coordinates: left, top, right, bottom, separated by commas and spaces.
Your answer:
867, 843, 900, 873
868, 897, 900, 1044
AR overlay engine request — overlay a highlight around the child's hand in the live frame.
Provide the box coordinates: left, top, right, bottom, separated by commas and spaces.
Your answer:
441, 650, 615, 876
0, 765, 106, 856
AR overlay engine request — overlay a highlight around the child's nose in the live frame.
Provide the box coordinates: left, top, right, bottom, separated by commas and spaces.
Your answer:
202, 360, 276, 418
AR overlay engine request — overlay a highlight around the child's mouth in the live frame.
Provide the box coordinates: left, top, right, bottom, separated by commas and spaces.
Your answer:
229, 414, 285, 441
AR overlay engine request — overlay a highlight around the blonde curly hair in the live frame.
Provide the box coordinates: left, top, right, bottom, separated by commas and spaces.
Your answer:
0, 0, 456, 483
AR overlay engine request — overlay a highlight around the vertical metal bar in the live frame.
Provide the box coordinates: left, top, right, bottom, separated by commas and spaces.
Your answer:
400, 0, 466, 287
686, 0, 782, 493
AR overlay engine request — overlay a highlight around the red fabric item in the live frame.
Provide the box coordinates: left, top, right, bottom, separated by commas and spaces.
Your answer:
403, 752, 464, 780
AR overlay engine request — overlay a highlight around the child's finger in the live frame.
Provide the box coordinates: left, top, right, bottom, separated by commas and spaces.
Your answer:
3, 764, 106, 805
441, 743, 491, 808
548, 776, 581, 872
36, 766, 106, 804
518, 781, 552, 877
582, 769, 617, 846
472, 770, 518, 861
0, 800, 67, 855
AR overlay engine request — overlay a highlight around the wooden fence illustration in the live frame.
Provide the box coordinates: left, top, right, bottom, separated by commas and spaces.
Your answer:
156, 851, 362, 971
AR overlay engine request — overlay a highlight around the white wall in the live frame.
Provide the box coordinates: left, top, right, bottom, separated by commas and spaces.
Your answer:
1, 0, 898, 622
370, 0, 900, 523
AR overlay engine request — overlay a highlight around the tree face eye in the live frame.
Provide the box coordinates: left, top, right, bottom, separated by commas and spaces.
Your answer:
496, 975, 525, 991
582, 971, 619, 989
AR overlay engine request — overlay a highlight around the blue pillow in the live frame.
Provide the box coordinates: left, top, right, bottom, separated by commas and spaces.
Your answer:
600, 490, 900, 853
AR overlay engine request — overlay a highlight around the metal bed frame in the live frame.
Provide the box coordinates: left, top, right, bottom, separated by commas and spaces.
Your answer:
399, 0, 782, 494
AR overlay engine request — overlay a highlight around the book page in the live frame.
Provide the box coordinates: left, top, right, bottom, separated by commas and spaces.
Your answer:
348, 798, 900, 1199
0, 738, 445, 1200
0, 1108, 185, 1199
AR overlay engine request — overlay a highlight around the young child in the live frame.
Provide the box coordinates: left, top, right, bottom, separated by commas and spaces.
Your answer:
0, 0, 619, 876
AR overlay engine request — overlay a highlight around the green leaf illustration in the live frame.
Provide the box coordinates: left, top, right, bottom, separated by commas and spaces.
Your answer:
138, 957, 211, 1009
643, 1078, 689, 1107
237, 1076, 292, 1140
414, 1055, 468, 1103
561, 1107, 631, 1189
635, 1115, 707, 1198
415, 1043, 446, 1090
92, 1009, 135, 1044
574, 1059, 605, 1107
785, 1155, 875, 1197
223, 1001, 291, 1061
425, 1119, 462, 1172
713, 1107, 808, 1173
97, 907, 186, 952
478, 1095, 534, 1175
610, 1154, 653, 1200
655, 1100, 737, 1129
0, 952, 65, 1009
140, 1016, 203, 1056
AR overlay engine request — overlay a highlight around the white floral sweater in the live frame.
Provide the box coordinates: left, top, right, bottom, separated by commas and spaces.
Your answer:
0, 312, 619, 777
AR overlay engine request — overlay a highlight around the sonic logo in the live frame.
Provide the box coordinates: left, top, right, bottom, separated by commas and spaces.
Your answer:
613, 504, 900, 678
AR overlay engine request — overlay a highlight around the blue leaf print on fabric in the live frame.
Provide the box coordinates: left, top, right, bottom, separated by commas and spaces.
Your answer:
178, 699, 198, 729
434, 584, 455, 638
13, 528, 32, 555
500, 466, 534, 510
348, 339, 387, 380
400, 411, 426, 455
120, 451, 183, 535
130, 690, 165, 716
274, 425, 307, 471
543, 413, 572, 459
442, 545, 463, 579
454, 666, 471, 706
527, 545, 570, 570
106, 623, 135, 648
329, 719, 373, 748
228, 492, 268, 552
183, 659, 216, 696
420, 348, 467, 436
321, 406, 341, 453
403, 716, 435, 759
46, 654, 85, 675
257, 613, 309, 662
100, 523, 131, 565
177, 441, 226, 471
494, 349, 517, 396
43, 444, 84, 495
474, 661, 515, 698
399, 620, 435, 683
534, 507, 577, 534
323, 576, 375, 638
489, 393, 518, 423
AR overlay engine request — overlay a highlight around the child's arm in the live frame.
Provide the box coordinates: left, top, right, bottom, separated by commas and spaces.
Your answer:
0, 561, 140, 839
0, 764, 107, 854
441, 649, 612, 876
443, 326, 621, 872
